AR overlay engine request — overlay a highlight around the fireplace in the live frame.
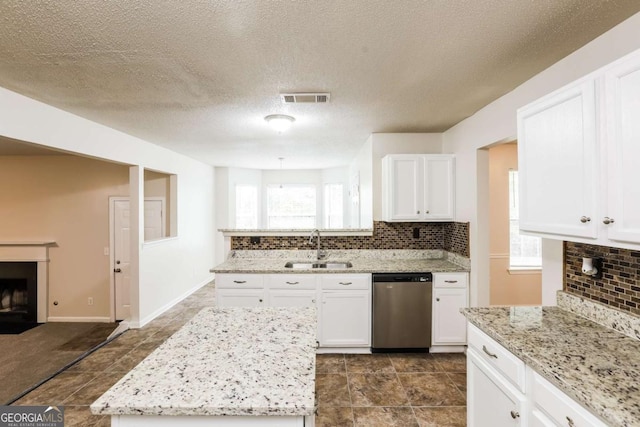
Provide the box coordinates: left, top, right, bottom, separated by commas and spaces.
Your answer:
0, 262, 37, 323
0, 241, 54, 323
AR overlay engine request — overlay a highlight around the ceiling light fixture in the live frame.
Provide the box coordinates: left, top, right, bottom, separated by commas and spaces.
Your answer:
265, 114, 295, 133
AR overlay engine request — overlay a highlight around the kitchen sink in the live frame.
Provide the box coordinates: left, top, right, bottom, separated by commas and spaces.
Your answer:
284, 261, 353, 269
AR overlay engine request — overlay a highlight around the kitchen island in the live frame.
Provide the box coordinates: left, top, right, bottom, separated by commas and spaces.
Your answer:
91, 307, 317, 427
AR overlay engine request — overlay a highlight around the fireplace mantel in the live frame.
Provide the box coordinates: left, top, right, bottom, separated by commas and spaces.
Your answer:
0, 241, 56, 246
0, 241, 54, 322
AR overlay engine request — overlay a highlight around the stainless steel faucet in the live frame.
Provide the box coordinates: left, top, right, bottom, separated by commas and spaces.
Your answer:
309, 229, 326, 260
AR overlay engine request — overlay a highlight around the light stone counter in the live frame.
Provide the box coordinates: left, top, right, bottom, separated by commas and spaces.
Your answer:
211, 249, 469, 274
91, 307, 316, 423
463, 297, 640, 427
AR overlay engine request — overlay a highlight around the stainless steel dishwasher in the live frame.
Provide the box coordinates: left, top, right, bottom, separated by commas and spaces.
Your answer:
372, 272, 432, 352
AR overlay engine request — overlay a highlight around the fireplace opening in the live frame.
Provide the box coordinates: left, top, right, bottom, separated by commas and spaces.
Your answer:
0, 262, 37, 323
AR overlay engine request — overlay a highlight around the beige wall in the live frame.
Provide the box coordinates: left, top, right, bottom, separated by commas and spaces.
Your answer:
0, 155, 129, 319
488, 143, 541, 305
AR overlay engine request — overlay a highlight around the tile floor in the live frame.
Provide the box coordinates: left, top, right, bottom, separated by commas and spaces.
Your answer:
315, 353, 466, 426
12, 283, 467, 426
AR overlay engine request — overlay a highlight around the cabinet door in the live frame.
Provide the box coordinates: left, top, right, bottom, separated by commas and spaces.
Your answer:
216, 289, 265, 307
468, 348, 526, 427
605, 54, 640, 244
517, 80, 599, 239
269, 290, 317, 308
319, 291, 371, 347
424, 156, 455, 220
383, 155, 424, 221
432, 287, 468, 345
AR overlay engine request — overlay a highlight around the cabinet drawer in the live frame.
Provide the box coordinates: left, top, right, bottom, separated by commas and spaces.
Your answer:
532, 371, 607, 427
266, 274, 318, 290
216, 274, 264, 289
434, 272, 468, 289
468, 323, 526, 392
321, 274, 370, 290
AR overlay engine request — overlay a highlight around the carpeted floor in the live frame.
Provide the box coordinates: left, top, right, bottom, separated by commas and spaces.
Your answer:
0, 322, 118, 404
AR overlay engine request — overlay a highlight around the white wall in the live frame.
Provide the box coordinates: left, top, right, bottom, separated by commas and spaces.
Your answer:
443, 11, 640, 306
348, 139, 374, 228
0, 86, 216, 327
370, 133, 443, 219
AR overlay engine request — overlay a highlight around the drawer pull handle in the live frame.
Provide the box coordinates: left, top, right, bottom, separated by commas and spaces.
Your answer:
258, 299, 263, 303
580, 216, 591, 223
566, 416, 575, 427
436, 298, 440, 302
444, 280, 458, 283
286, 281, 300, 285
339, 282, 352, 286
483, 345, 498, 359
233, 280, 247, 284
510, 410, 520, 419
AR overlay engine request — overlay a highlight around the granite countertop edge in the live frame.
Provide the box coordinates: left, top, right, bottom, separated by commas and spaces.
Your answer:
211, 259, 469, 274
463, 307, 639, 427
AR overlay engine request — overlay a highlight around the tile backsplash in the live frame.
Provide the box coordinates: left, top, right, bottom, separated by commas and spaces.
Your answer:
230, 221, 470, 257
564, 241, 640, 316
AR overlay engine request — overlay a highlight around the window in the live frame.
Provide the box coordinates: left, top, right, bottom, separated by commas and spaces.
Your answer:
324, 183, 344, 228
235, 185, 258, 229
266, 185, 316, 229
509, 170, 542, 268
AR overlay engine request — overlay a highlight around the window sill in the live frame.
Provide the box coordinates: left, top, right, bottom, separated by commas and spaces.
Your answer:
508, 267, 542, 275
218, 228, 373, 237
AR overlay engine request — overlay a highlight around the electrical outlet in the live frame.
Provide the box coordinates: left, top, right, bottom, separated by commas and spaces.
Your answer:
413, 228, 420, 238
88, 297, 94, 306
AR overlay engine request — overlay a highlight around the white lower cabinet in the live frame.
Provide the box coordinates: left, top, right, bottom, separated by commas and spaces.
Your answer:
319, 291, 370, 347
468, 322, 609, 427
216, 273, 371, 349
468, 347, 526, 426
530, 370, 607, 427
268, 290, 317, 308
432, 272, 468, 348
216, 289, 266, 307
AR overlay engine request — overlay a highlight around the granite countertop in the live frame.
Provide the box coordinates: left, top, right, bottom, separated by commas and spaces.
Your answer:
91, 307, 317, 417
211, 249, 470, 274
463, 304, 640, 427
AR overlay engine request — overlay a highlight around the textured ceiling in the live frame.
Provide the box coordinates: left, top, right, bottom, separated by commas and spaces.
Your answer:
0, 1, 639, 169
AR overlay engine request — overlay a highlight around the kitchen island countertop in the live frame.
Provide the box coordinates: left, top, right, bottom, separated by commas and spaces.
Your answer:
90, 307, 317, 418
463, 304, 640, 427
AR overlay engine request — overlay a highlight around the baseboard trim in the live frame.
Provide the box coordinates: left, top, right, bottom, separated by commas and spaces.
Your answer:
131, 276, 214, 329
47, 316, 112, 323
316, 347, 371, 354
430, 345, 466, 353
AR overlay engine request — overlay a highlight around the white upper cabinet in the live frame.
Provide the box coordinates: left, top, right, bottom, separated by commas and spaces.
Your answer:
517, 48, 640, 248
382, 154, 455, 222
605, 56, 640, 244
517, 80, 598, 239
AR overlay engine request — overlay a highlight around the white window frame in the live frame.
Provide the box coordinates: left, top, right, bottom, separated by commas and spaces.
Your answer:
323, 183, 344, 229
509, 170, 542, 272
266, 184, 317, 229
235, 184, 259, 229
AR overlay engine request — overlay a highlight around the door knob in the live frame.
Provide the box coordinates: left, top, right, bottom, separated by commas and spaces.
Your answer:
116, 260, 121, 264
114, 268, 122, 273
436, 298, 440, 302
603, 217, 615, 225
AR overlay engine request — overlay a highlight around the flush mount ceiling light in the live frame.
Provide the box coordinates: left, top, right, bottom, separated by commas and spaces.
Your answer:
265, 114, 295, 133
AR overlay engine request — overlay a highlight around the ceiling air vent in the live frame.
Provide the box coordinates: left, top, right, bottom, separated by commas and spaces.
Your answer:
280, 93, 331, 104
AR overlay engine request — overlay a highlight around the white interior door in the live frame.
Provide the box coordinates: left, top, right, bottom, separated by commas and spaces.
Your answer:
144, 199, 165, 240
114, 200, 131, 321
